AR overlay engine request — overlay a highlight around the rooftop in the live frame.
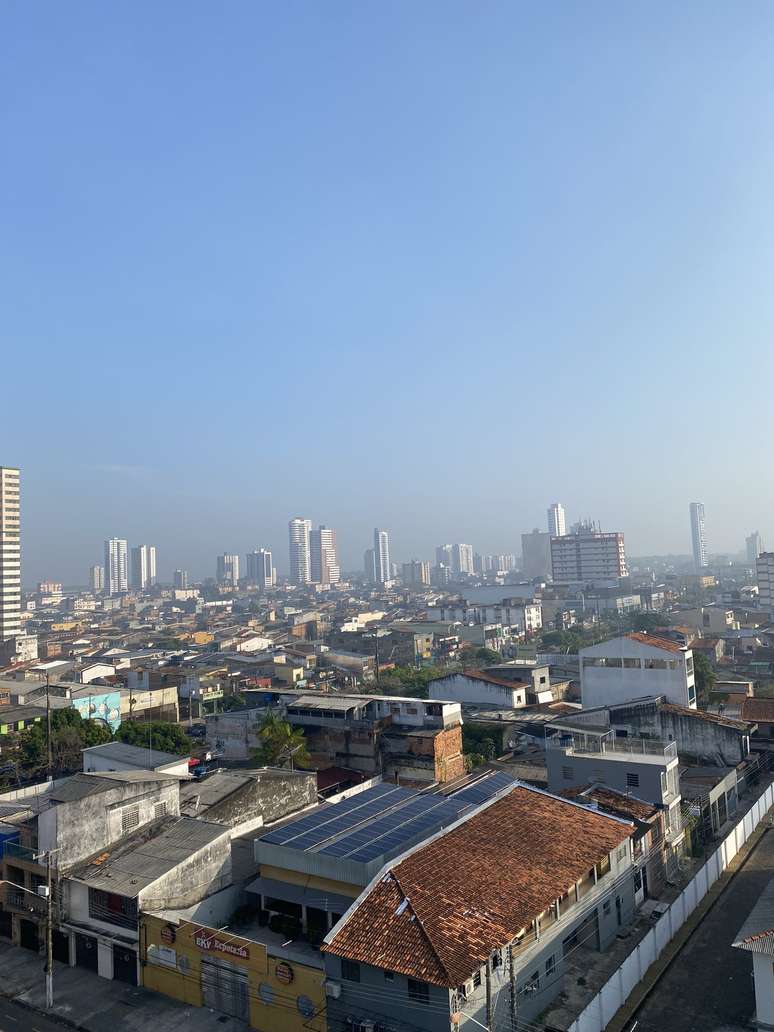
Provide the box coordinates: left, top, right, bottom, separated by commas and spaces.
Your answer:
48, 770, 178, 804
561, 784, 660, 824
626, 633, 686, 654
323, 783, 632, 987
82, 741, 188, 770
733, 876, 774, 955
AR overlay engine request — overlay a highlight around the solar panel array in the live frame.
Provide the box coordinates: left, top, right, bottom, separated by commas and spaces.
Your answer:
258, 770, 518, 865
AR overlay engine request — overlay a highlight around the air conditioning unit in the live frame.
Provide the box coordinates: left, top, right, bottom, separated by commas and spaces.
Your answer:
325, 981, 342, 999
36, 886, 50, 899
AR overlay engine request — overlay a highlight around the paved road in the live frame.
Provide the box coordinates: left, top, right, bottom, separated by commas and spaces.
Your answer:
634, 828, 774, 1032
0, 997, 67, 1032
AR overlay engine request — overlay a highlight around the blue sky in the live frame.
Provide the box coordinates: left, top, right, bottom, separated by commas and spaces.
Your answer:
4, 2, 774, 583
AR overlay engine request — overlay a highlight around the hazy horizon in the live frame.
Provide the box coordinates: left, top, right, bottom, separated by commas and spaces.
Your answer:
5, 3, 774, 585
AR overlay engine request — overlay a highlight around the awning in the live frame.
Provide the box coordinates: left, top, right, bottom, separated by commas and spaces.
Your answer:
246, 876, 354, 914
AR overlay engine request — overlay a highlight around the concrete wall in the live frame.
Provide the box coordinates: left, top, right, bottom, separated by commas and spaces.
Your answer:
140, 828, 233, 911
580, 639, 695, 709
203, 771, 317, 828
753, 951, 774, 1027
607, 699, 750, 766
546, 749, 673, 806
428, 674, 526, 708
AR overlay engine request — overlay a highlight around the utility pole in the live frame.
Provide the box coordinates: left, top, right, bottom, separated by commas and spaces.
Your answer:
45, 672, 52, 781
45, 850, 53, 1009
374, 631, 380, 689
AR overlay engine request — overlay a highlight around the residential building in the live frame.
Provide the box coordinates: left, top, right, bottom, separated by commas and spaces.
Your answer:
429, 669, 532, 709
82, 741, 190, 777
550, 523, 628, 585
547, 501, 566, 537
89, 564, 104, 593
521, 529, 552, 580
373, 528, 390, 585
173, 569, 188, 589
0, 466, 21, 641
452, 543, 474, 576
733, 876, 774, 1029
402, 559, 430, 586
245, 548, 273, 588
104, 538, 129, 595
130, 544, 156, 591
580, 633, 697, 709
757, 552, 774, 617
435, 544, 453, 567
428, 598, 542, 636
363, 548, 376, 584
216, 553, 240, 587
322, 783, 636, 1029
484, 553, 517, 573
310, 525, 340, 585
746, 531, 764, 564
671, 604, 738, 635
289, 518, 312, 585
690, 501, 708, 570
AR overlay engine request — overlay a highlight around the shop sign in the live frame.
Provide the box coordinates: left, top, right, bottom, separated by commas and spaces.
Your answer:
275, 961, 294, 984
161, 924, 176, 945
194, 932, 249, 960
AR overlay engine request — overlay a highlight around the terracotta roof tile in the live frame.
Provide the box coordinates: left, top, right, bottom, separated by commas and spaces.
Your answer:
461, 670, 530, 690
562, 785, 659, 823
742, 698, 774, 723
323, 785, 631, 987
660, 701, 750, 731
626, 633, 685, 654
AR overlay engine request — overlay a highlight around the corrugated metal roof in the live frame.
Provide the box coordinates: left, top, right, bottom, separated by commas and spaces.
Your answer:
733, 877, 774, 954
82, 741, 186, 768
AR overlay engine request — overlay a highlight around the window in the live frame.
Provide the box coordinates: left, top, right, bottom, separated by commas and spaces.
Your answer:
545, 955, 556, 977
617, 844, 628, 861
88, 889, 138, 930
492, 950, 502, 970
121, 804, 140, 835
626, 772, 640, 788
408, 979, 429, 1004
154, 802, 167, 819
341, 959, 361, 983
384, 970, 394, 982
561, 766, 574, 781
623, 658, 640, 669
473, 970, 482, 988
604, 658, 622, 669
523, 971, 540, 993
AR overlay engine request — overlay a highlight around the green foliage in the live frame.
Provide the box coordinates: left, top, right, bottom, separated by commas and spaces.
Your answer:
223, 693, 246, 712
116, 720, 190, 755
466, 647, 503, 667
462, 724, 499, 762
693, 652, 716, 703
17, 708, 113, 776
252, 711, 310, 768
376, 663, 460, 699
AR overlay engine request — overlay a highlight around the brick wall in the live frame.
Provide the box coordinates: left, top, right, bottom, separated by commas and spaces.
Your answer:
434, 725, 465, 782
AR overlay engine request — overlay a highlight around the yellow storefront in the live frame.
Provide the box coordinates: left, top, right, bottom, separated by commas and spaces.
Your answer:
141, 913, 327, 1032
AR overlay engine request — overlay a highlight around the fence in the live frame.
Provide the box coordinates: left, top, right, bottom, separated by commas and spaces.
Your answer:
567, 782, 774, 1032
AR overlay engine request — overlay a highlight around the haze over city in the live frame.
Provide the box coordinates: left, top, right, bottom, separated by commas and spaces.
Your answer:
5, 2, 774, 584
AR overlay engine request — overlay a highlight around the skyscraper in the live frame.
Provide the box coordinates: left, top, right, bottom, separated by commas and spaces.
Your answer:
451, 543, 474, 576
435, 544, 453, 567
521, 529, 552, 580
289, 518, 312, 585
0, 467, 21, 640
216, 554, 240, 587
373, 528, 390, 585
311, 526, 340, 585
547, 503, 566, 538
689, 502, 708, 570
173, 569, 189, 589
104, 538, 129, 596
246, 549, 274, 589
746, 532, 764, 564
402, 560, 431, 586
364, 548, 376, 584
89, 563, 105, 593
550, 524, 628, 584
130, 544, 157, 591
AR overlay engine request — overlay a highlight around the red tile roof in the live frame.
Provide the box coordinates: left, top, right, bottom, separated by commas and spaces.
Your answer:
626, 632, 685, 654
741, 698, 774, 724
659, 701, 750, 731
562, 785, 659, 823
323, 785, 632, 987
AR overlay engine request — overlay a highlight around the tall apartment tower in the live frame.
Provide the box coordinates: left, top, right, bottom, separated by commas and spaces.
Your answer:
373, 528, 390, 585
130, 544, 157, 591
521, 529, 552, 580
89, 564, 105, 593
402, 560, 431, 586
0, 467, 21, 640
547, 503, 567, 538
550, 524, 628, 585
104, 538, 129, 596
689, 502, 708, 570
246, 549, 274, 589
757, 553, 774, 617
288, 518, 312, 585
451, 543, 474, 576
216, 554, 240, 587
173, 569, 189, 589
746, 532, 764, 564
311, 526, 340, 585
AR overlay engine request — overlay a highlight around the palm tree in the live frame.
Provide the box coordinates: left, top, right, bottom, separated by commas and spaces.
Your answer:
252, 711, 310, 769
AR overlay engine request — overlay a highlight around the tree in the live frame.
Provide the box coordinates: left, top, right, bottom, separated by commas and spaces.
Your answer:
252, 711, 310, 768
17, 708, 113, 776
116, 720, 190, 755
465, 647, 502, 667
693, 652, 716, 704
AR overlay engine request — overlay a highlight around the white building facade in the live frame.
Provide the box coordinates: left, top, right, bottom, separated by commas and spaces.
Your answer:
289, 518, 312, 585
104, 538, 128, 596
311, 526, 340, 585
580, 633, 697, 709
550, 526, 628, 585
547, 502, 566, 537
373, 528, 390, 585
216, 553, 240, 587
0, 467, 21, 640
690, 501, 708, 570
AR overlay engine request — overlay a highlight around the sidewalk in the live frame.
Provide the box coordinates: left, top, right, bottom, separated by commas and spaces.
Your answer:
0, 942, 246, 1032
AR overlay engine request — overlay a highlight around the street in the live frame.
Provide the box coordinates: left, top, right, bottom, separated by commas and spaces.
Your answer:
0, 997, 67, 1032
634, 827, 774, 1032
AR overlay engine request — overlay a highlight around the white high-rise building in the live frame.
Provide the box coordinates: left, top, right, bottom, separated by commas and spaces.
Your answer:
173, 569, 189, 589
746, 532, 764, 564
311, 526, 340, 585
246, 549, 274, 589
104, 538, 129, 596
435, 544, 453, 567
452, 543, 474, 576
550, 524, 627, 585
89, 564, 105, 593
757, 553, 774, 618
289, 518, 312, 585
547, 503, 567, 538
690, 502, 708, 570
130, 544, 157, 591
0, 467, 22, 640
521, 529, 552, 580
216, 554, 240, 587
373, 528, 390, 585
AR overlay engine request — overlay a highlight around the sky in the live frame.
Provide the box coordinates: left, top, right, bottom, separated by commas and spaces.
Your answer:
4, 2, 774, 584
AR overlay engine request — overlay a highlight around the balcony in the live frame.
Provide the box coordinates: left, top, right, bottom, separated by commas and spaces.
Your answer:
4, 887, 48, 918
3, 841, 40, 864
547, 732, 677, 763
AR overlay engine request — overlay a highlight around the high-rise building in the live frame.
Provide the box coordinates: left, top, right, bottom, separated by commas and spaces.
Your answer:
130, 544, 157, 591
373, 529, 390, 585
402, 560, 430, 586
550, 524, 628, 585
289, 518, 312, 585
451, 543, 474, 577
104, 538, 129, 596
89, 564, 105, 593
689, 502, 708, 570
757, 553, 774, 617
435, 544, 453, 568
246, 549, 274, 589
173, 569, 189, 589
364, 548, 376, 584
547, 503, 567, 538
521, 529, 552, 580
747, 532, 764, 564
0, 467, 21, 640
311, 526, 340, 585
216, 554, 240, 587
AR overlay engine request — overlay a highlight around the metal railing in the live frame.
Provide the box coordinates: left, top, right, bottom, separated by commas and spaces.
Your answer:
547, 733, 677, 761
3, 841, 39, 862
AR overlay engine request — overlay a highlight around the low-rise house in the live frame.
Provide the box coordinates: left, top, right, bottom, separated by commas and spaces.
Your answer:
82, 741, 191, 778
322, 783, 636, 1029
733, 877, 774, 1029
428, 669, 530, 709
580, 633, 697, 709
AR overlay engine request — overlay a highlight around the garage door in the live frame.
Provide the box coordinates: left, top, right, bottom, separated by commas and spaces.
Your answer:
113, 945, 137, 985
53, 930, 71, 964
75, 933, 98, 971
19, 919, 39, 952
201, 957, 249, 1021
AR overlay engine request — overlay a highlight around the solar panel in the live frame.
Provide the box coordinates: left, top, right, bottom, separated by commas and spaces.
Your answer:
450, 771, 517, 806
259, 784, 414, 847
